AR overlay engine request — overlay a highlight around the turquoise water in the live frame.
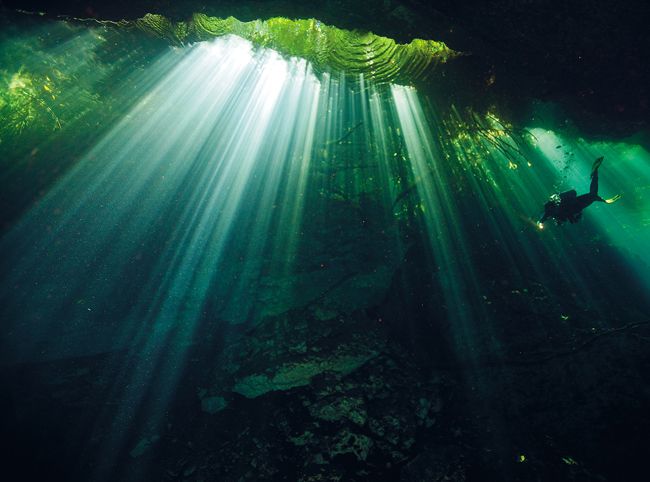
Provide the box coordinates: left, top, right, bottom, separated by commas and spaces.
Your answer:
1, 16, 649, 481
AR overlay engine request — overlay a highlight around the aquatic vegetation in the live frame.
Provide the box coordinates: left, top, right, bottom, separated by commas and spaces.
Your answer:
0, 22, 138, 151
122, 13, 457, 83
233, 351, 377, 398
0, 65, 69, 140
449, 109, 537, 170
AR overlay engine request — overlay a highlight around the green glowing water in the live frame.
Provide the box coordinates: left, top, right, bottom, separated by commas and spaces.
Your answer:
1, 14, 649, 481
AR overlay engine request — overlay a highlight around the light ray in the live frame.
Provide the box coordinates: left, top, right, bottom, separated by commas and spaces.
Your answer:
0, 35, 329, 477
391, 85, 496, 360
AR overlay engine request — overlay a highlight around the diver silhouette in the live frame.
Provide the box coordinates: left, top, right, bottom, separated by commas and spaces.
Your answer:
538, 156, 621, 228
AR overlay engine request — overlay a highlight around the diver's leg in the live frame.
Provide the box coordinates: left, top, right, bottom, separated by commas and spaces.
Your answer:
589, 172, 598, 196
589, 157, 602, 195
587, 157, 622, 204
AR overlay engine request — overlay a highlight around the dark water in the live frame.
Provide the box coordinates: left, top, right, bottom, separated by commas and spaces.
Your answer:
1, 14, 650, 481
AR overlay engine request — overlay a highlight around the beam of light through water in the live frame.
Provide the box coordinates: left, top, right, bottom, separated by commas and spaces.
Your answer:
0, 21, 182, 229
2, 25, 650, 481
0, 35, 326, 479
390, 84, 496, 361
1, 32, 434, 480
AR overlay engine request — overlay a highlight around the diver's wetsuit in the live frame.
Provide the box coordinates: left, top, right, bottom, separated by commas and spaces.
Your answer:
539, 157, 619, 225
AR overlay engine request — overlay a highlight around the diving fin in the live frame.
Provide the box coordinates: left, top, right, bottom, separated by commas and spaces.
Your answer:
604, 194, 622, 204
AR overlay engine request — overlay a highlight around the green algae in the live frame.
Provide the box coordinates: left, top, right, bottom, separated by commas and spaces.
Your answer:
128, 13, 457, 83
233, 351, 376, 398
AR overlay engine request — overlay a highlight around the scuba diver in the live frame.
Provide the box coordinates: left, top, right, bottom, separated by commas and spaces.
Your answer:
538, 156, 621, 228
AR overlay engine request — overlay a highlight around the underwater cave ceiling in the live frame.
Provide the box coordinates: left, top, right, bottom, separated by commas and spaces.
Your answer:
126, 14, 459, 85
3, 0, 650, 136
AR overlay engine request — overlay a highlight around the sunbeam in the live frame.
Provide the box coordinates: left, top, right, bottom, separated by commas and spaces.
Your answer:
1, 35, 328, 477
1, 15, 649, 481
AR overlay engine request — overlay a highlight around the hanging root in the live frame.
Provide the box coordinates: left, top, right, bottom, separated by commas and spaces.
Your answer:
468, 110, 535, 168
325, 121, 363, 145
